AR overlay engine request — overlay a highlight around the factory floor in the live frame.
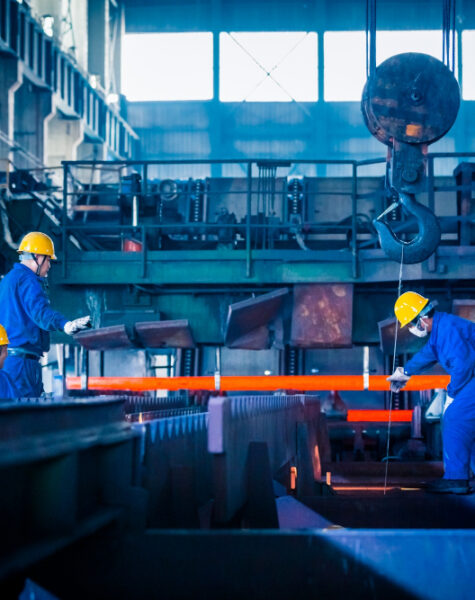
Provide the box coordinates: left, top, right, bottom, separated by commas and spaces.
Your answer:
4, 460, 474, 599
304, 460, 475, 529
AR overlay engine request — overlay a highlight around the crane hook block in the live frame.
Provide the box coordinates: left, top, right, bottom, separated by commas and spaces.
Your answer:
361, 53, 460, 148
373, 193, 441, 264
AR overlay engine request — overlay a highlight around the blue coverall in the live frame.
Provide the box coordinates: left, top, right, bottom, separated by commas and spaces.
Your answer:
0, 370, 18, 399
404, 311, 475, 480
0, 263, 68, 397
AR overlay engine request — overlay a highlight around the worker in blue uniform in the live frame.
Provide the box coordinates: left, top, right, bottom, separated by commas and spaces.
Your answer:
0, 323, 18, 399
388, 291, 475, 494
0, 232, 91, 398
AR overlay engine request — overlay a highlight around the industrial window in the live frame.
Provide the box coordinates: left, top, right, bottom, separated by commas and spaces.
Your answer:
121, 33, 213, 101
377, 30, 443, 63
324, 31, 366, 102
219, 32, 318, 102
462, 30, 475, 99
324, 30, 444, 102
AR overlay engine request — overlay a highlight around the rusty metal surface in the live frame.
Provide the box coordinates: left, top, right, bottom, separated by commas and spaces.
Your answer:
378, 316, 427, 355
452, 300, 475, 322
291, 284, 353, 348
224, 288, 288, 347
135, 319, 195, 348
74, 325, 134, 350
362, 53, 460, 146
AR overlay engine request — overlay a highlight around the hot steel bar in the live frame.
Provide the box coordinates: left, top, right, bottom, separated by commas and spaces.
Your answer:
66, 374, 450, 392
347, 409, 413, 422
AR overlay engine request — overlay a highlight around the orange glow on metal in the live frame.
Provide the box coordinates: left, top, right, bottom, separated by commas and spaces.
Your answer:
66, 374, 450, 392
347, 409, 413, 422
314, 444, 320, 463
405, 123, 422, 137
326, 472, 332, 486
290, 466, 297, 490
332, 486, 398, 491
332, 486, 422, 491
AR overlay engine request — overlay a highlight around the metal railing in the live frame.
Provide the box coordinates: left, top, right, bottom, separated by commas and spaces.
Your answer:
58, 154, 475, 279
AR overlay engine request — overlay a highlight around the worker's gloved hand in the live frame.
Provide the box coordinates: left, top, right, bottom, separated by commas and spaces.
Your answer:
64, 315, 92, 336
387, 366, 411, 393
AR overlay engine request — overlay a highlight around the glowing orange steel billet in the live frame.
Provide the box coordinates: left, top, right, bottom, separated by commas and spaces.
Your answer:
368, 375, 449, 391
347, 409, 413, 422
66, 374, 451, 392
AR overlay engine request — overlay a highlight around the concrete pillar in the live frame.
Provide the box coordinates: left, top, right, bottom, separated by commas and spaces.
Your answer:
30, 0, 89, 72
45, 112, 84, 167
88, 0, 110, 93
13, 77, 53, 168
110, 1, 125, 97
0, 55, 21, 164
68, 0, 89, 72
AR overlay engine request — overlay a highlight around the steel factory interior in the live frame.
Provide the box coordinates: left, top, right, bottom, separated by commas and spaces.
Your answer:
1, 0, 475, 598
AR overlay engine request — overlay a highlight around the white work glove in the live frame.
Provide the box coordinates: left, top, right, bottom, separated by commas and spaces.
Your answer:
387, 366, 411, 393
64, 315, 92, 336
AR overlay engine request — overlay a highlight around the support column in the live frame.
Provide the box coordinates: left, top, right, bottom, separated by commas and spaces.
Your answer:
210, 0, 223, 176
0, 56, 21, 163
13, 77, 53, 168
110, 0, 125, 97
88, 0, 110, 93
31, 0, 89, 71
45, 112, 84, 167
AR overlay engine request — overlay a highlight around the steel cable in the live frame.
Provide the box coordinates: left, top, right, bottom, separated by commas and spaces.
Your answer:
383, 245, 404, 494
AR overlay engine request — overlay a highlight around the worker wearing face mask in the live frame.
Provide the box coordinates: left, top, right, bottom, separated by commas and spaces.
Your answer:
0, 232, 91, 398
387, 291, 475, 494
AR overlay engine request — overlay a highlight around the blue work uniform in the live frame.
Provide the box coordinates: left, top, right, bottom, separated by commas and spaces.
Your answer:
404, 311, 475, 479
0, 370, 18, 399
0, 263, 68, 398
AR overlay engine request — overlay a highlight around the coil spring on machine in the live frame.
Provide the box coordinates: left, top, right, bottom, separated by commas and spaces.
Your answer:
287, 347, 298, 376
192, 180, 203, 223
182, 348, 194, 377
290, 179, 302, 216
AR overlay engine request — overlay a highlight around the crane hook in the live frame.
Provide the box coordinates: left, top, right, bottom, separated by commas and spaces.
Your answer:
373, 192, 441, 264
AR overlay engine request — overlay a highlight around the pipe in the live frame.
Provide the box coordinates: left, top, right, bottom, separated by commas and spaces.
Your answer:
66, 374, 450, 392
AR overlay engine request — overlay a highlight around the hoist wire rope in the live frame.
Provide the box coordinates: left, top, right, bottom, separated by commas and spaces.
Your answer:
442, 0, 457, 72
383, 246, 404, 494
365, 0, 377, 80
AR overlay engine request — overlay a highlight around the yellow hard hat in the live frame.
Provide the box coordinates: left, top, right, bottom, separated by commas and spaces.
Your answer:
394, 291, 429, 328
18, 232, 57, 259
0, 324, 9, 345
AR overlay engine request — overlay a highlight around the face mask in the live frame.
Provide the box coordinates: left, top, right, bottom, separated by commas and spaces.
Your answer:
408, 319, 428, 338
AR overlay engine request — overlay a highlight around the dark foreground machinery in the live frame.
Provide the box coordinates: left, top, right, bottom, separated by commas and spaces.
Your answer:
1, 395, 474, 600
